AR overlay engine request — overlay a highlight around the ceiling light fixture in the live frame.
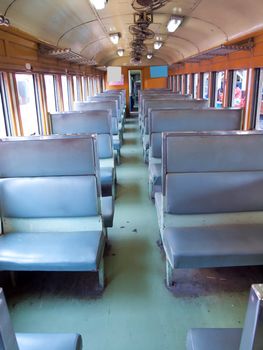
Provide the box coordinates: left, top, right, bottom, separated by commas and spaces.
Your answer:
147, 53, 153, 59
110, 33, 121, 45
117, 49, 124, 57
167, 15, 183, 33
154, 41, 163, 50
90, 0, 108, 10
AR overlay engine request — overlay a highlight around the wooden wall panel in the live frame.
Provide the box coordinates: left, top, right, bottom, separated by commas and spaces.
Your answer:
170, 31, 263, 76
0, 40, 5, 56
0, 27, 103, 76
6, 41, 38, 61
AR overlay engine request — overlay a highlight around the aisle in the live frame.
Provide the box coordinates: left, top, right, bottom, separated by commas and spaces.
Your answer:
8, 117, 249, 350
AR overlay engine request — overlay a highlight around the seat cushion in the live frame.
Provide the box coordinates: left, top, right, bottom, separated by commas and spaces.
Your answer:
16, 333, 82, 350
163, 224, 263, 268
0, 231, 105, 271
101, 196, 114, 227
186, 328, 242, 350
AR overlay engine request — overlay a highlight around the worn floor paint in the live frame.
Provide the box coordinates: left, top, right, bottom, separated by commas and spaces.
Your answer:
6, 118, 263, 350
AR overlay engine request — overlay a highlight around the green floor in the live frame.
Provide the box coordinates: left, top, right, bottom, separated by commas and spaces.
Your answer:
6, 118, 263, 349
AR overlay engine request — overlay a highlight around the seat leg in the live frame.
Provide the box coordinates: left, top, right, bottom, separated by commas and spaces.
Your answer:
148, 179, 153, 200
166, 259, 175, 287
10, 271, 16, 287
117, 150, 120, 165
98, 258, 105, 290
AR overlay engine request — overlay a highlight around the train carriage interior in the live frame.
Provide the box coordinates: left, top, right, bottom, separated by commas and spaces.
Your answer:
0, 0, 263, 349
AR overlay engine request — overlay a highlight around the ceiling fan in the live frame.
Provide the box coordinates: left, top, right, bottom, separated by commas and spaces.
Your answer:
131, 0, 169, 12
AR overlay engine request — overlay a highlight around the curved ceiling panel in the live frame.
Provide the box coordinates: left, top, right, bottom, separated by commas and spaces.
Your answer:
0, 0, 14, 15
158, 45, 181, 64
81, 38, 111, 61
165, 36, 199, 59
192, 0, 263, 41
5, 0, 96, 46
106, 55, 168, 66
175, 17, 227, 53
1, 0, 263, 66
58, 22, 107, 53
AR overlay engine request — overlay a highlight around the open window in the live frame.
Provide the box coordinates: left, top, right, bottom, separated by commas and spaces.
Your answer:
15, 74, 40, 136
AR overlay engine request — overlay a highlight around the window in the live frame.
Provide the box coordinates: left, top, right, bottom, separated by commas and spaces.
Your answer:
93, 78, 97, 95
61, 75, 69, 111
231, 70, 247, 108
15, 74, 39, 136
44, 75, 57, 113
97, 76, 102, 94
0, 91, 7, 137
203, 72, 209, 100
215, 71, 225, 108
187, 74, 191, 94
0, 74, 9, 137
73, 76, 78, 101
255, 68, 263, 130
177, 75, 182, 93
82, 76, 88, 100
183, 75, 187, 94
172, 76, 176, 92
193, 73, 198, 98
73, 76, 82, 101
88, 77, 93, 96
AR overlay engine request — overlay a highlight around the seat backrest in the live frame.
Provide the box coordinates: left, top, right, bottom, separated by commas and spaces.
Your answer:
142, 99, 208, 130
89, 95, 122, 113
73, 101, 118, 134
150, 108, 242, 158
1, 176, 99, 220
0, 135, 100, 177
103, 90, 126, 104
74, 100, 119, 119
101, 92, 125, 109
50, 110, 112, 134
0, 288, 19, 350
240, 284, 263, 350
139, 90, 176, 110
49, 111, 113, 159
142, 95, 194, 117
163, 131, 263, 214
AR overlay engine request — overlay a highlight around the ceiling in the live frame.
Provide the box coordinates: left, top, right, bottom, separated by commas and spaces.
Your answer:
1, 0, 263, 67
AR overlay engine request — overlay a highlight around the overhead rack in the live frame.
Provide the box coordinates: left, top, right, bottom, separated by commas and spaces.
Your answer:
38, 44, 97, 66
180, 39, 254, 64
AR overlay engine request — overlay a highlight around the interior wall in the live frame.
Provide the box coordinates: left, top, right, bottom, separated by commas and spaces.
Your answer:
169, 30, 263, 76
106, 66, 168, 112
0, 27, 102, 76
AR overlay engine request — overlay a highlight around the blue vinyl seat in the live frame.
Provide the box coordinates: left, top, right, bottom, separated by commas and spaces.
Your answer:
0, 288, 82, 350
73, 100, 121, 163
0, 134, 114, 228
186, 284, 263, 350
49, 109, 116, 199
0, 136, 106, 287
148, 108, 242, 198
155, 131, 263, 287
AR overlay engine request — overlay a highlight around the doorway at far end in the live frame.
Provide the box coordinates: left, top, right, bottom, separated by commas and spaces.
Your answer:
128, 70, 142, 114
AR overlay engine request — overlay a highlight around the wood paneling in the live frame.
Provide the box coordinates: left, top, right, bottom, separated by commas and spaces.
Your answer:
6, 41, 38, 61
170, 31, 263, 76
0, 27, 103, 76
0, 40, 5, 56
